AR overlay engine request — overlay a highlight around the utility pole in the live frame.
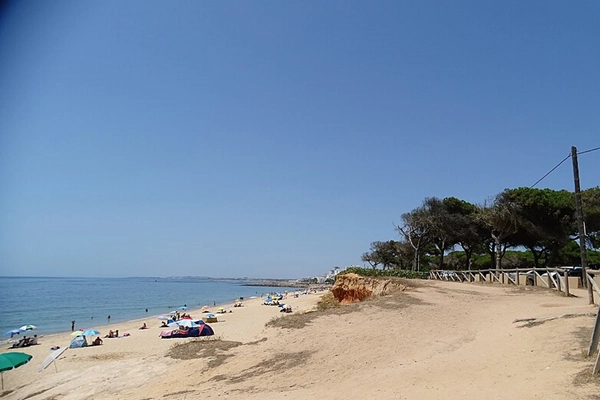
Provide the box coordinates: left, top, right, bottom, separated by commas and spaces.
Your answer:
571, 146, 592, 302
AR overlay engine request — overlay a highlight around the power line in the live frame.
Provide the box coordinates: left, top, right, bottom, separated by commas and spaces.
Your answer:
530, 153, 571, 188
529, 145, 599, 188
578, 146, 600, 155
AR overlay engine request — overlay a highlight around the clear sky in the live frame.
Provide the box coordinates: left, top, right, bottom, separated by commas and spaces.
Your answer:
1, 1, 598, 279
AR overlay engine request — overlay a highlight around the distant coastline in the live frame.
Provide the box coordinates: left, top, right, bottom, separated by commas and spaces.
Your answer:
241, 280, 309, 288
159, 276, 310, 288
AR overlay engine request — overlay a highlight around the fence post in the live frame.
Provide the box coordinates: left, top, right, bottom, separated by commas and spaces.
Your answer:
588, 274, 595, 305
564, 270, 570, 297
588, 304, 600, 357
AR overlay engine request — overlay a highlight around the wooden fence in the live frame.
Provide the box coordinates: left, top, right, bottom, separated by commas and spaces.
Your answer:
429, 268, 600, 302
429, 267, 574, 293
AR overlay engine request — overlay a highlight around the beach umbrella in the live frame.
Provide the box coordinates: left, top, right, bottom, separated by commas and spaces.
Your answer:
39, 347, 67, 373
167, 320, 199, 328
19, 325, 37, 331
71, 331, 83, 337
177, 320, 199, 328
82, 330, 100, 336
178, 306, 188, 310
4, 329, 21, 337
0, 352, 32, 390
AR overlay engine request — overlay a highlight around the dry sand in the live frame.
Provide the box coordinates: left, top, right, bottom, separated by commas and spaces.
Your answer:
2, 280, 600, 400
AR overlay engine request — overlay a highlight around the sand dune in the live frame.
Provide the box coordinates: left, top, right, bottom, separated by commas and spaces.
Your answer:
3, 281, 600, 400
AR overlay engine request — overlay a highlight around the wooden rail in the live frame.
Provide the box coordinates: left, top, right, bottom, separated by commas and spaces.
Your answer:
583, 270, 600, 374
429, 267, 574, 296
429, 268, 600, 303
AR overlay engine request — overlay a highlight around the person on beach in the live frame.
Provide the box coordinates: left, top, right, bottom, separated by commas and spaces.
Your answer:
71, 320, 75, 331
139, 323, 147, 330
12, 337, 26, 348
108, 315, 111, 322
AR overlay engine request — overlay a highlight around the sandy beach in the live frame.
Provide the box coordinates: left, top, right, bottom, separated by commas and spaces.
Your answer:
3, 281, 600, 400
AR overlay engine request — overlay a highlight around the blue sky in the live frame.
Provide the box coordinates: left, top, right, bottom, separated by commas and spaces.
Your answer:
1, 1, 598, 278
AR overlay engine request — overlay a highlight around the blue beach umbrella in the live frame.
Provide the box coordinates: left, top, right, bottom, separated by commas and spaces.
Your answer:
178, 306, 188, 310
4, 329, 20, 337
167, 320, 199, 328
19, 325, 37, 331
82, 330, 100, 336
178, 320, 199, 328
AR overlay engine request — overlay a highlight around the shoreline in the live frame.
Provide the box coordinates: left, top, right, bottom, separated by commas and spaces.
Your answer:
3, 292, 293, 345
4, 281, 600, 399
2, 288, 324, 399
0, 277, 305, 340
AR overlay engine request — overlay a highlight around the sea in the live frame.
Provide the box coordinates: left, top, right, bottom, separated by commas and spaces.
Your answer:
0, 276, 299, 340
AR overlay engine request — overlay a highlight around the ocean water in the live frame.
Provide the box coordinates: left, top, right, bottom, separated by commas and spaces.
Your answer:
0, 276, 298, 339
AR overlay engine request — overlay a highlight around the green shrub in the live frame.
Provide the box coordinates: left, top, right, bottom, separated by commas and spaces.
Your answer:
339, 267, 428, 279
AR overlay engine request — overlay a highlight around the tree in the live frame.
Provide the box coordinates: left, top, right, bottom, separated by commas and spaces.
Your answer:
367, 186, 600, 273
419, 197, 461, 270
477, 193, 521, 270
361, 241, 411, 270
581, 187, 600, 249
502, 188, 575, 267
396, 207, 430, 271
442, 197, 484, 270
361, 245, 381, 270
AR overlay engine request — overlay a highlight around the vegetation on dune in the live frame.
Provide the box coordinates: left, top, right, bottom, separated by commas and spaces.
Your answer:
315, 291, 344, 310
340, 266, 428, 280
361, 187, 600, 272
